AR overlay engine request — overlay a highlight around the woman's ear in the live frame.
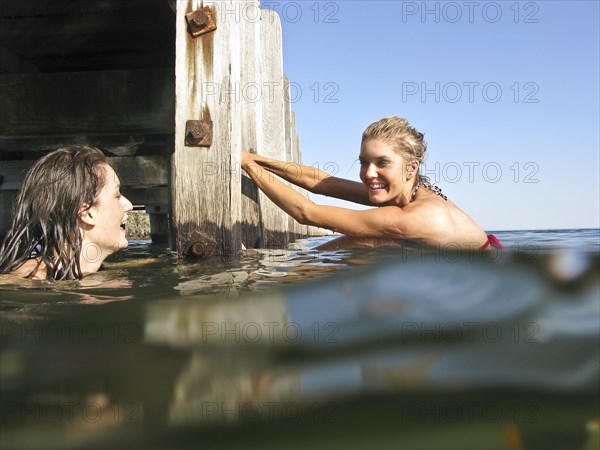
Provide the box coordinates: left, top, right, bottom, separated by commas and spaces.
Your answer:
407, 161, 420, 180
78, 204, 95, 226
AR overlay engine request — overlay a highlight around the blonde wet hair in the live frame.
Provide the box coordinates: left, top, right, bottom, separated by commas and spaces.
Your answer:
361, 116, 435, 189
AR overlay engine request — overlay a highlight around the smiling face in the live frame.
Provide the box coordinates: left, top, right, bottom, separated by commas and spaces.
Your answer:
359, 140, 417, 206
80, 165, 133, 266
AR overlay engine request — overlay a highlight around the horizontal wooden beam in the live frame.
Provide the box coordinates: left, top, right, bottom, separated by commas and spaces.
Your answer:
0, 134, 173, 154
0, 69, 174, 137
110, 155, 169, 187
0, 0, 162, 19
0, 155, 168, 191
0, 44, 40, 73
121, 187, 169, 208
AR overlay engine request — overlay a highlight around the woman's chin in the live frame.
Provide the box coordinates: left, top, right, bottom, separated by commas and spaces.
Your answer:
369, 193, 388, 204
118, 231, 130, 247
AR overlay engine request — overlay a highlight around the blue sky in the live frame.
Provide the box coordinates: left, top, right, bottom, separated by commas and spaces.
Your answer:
264, 0, 599, 231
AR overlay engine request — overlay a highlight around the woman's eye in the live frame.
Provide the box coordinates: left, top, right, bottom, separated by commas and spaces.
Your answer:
378, 161, 389, 167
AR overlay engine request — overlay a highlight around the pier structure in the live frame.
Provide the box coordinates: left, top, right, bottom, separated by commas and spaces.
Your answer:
0, 0, 327, 260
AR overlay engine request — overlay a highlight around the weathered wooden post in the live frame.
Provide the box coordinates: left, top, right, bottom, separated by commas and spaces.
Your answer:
258, 8, 289, 248
240, 1, 264, 249
171, 1, 325, 259
283, 76, 305, 238
172, 1, 243, 260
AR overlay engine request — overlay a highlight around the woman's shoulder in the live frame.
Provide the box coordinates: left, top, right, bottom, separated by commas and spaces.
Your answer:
405, 191, 468, 230
405, 189, 452, 216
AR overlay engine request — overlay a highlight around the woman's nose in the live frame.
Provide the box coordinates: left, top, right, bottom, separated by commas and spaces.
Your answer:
365, 163, 377, 178
121, 195, 134, 212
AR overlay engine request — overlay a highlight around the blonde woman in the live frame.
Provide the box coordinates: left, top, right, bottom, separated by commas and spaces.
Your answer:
241, 117, 503, 250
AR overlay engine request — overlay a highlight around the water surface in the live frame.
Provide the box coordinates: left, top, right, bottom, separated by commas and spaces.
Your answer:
1, 229, 599, 449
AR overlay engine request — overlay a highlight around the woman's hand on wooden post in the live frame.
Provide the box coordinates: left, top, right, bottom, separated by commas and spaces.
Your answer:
241, 149, 262, 180
241, 149, 254, 169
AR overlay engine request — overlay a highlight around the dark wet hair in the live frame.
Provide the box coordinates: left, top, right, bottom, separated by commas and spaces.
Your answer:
0, 146, 108, 280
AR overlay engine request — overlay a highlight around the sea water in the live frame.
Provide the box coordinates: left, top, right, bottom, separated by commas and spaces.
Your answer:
0, 229, 599, 449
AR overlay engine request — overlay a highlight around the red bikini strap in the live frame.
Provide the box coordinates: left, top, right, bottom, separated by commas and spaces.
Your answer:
483, 234, 505, 250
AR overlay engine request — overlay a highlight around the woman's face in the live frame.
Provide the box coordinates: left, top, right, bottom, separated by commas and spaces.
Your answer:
359, 140, 412, 206
84, 165, 133, 259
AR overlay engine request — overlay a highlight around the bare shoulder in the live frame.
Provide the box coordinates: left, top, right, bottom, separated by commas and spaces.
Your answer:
403, 192, 487, 245
403, 193, 452, 222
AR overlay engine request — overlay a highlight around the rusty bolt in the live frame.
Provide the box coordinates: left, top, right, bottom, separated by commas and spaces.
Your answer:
185, 120, 213, 147
188, 126, 202, 140
191, 11, 208, 29
185, 7, 217, 38
192, 243, 206, 257
181, 231, 218, 261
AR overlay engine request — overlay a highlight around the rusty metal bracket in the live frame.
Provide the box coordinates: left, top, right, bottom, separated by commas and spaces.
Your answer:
185, 120, 213, 147
182, 231, 218, 260
185, 7, 217, 38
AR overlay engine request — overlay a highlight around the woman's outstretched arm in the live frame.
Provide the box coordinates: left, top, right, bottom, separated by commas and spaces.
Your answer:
242, 155, 428, 240
243, 150, 373, 206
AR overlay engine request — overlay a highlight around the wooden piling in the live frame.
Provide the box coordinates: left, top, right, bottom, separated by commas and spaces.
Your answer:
172, 0, 243, 260
172, 1, 325, 259
240, 0, 263, 249
258, 8, 289, 248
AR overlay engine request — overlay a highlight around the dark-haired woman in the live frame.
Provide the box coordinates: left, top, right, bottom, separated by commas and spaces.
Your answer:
0, 146, 133, 280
